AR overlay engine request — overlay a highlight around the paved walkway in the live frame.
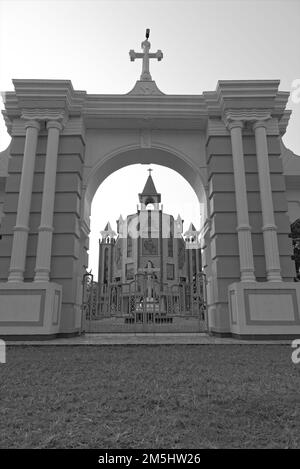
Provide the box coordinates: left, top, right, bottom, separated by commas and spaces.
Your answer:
7, 333, 292, 346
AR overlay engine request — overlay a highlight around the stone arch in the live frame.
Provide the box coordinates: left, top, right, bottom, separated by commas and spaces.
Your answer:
72, 145, 210, 334
83, 145, 208, 230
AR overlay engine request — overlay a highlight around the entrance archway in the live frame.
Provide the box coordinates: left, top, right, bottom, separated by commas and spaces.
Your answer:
1, 77, 297, 339
81, 147, 209, 333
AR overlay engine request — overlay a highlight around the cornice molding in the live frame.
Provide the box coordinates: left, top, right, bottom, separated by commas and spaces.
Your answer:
2, 78, 292, 134
278, 110, 291, 136
3, 79, 85, 134
204, 80, 290, 122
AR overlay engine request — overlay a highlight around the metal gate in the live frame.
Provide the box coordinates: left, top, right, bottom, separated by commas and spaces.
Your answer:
81, 272, 207, 333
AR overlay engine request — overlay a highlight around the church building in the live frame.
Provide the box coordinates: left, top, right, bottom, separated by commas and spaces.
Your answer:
98, 171, 201, 288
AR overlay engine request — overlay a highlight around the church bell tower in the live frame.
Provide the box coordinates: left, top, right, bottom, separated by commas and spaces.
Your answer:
98, 222, 116, 285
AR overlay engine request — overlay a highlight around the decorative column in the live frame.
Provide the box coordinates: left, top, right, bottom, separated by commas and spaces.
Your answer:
226, 119, 256, 282
253, 120, 281, 281
34, 120, 63, 282
8, 120, 40, 282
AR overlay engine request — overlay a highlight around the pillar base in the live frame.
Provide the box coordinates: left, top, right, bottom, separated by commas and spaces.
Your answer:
0, 281, 62, 337
228, 281, 300, 337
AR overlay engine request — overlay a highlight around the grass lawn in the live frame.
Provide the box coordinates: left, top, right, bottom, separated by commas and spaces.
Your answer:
0, 345, 299, 449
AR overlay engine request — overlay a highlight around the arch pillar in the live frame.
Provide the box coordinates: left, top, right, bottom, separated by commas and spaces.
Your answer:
8, 120, 40, 282
224, 117, 255, 282
35, 120, 64, 282
253, 119, 282, 282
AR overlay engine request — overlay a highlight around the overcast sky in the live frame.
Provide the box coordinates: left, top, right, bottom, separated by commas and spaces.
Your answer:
1, 0, 299, 277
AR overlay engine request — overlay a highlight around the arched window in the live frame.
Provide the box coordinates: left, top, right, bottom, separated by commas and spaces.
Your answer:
127, 234, 132, 257
168, 216, 174, 257
103, 248, 109, 284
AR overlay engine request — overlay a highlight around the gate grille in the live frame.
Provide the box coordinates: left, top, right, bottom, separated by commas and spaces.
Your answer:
81, 272, 207, 333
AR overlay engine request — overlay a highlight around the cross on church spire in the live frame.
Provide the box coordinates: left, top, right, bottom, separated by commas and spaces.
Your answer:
129, 29, 163, 81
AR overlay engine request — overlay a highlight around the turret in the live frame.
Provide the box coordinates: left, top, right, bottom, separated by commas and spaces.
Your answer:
98, 222, 116, 284
100, 222, 117, 244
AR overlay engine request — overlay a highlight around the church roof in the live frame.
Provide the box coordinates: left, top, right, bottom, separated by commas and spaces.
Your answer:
141, 174, 159, 196
101, 221, 117, 239
104, 222, 112, 231
139, 171, 161, 204
184, 223, 199, 238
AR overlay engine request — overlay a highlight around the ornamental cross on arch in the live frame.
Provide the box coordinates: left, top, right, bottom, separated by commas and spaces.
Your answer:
129, 29, 163, 81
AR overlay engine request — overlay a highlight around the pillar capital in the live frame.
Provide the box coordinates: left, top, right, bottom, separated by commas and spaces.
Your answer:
223, 109, 271, 128
21, 108, 66, 121
226, 120, 244, 131
21, 109, 67, 132
46, 120, 64, 131
24, 120, 40, 131
253, 119, 269, 131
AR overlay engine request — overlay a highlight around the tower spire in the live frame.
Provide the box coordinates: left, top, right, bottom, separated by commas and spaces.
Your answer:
139, 169, 161, 208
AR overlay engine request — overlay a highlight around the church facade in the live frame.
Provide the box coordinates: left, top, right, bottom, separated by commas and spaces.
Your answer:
0, 32, 300, 339
98, 172, 201, 289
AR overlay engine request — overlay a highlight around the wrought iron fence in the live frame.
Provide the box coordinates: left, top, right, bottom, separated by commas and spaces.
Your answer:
81, 271, 207, 331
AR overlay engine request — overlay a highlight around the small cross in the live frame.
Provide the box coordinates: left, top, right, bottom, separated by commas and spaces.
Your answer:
148, 168, 153, 175
129, 29, 163, 81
